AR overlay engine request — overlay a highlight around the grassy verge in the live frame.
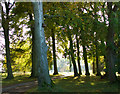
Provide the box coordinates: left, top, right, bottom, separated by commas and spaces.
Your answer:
26, 76, 119, 93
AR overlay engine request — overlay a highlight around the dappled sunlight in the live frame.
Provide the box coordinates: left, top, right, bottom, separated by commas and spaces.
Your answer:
80, 81, 85, 84
51, 75, 119, 92
18, 80, 22, 82
73, 76, 79, 80
63, 77, 68, 80
90, 82, 95, 86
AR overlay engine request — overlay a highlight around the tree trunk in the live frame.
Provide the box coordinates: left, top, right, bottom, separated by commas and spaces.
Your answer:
118, 12, 120, 74
69, 53, 72, 72
32, 2, 52, 87
51, 30, 58, 75
68, 32, 78, 77
95, 40, 101, 76
2, 3, 13, 79
83, 45, 90, 76
29, 13, 38, 78
76, 34, 82, 75
93, 61, 95, 74
106, 2, 116, 82
118, 37, 120, 74
4, 29, 14, 79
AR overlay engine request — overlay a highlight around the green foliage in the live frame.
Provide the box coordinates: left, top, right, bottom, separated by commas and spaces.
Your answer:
2, 2, 120, 78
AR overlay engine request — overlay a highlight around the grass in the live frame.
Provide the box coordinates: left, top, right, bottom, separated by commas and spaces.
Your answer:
1, 72, 63, 87
2, 72, 37, 87
2, 72, 120, 93
26, 75, 120, 93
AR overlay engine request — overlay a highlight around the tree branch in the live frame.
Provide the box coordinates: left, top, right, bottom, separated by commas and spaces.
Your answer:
9, 2, 15, 10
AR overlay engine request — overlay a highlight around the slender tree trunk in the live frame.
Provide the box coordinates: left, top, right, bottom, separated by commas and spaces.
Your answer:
69, 53, 72, 72
51, 30, 58, 75
118, 37, 120, 74
104, 55, 108, 75
95, 40, 101, 76
83, 45, 90, 76
106, 2, 116, 82
32, 2, 52, 87
76, 34, 82, 75
93, 61, 95, 74
118, 12, 120, 74
93, 56, 95, 74
68, 32, 78, 77
29, 13, 38, 78
2, 3, 13, 79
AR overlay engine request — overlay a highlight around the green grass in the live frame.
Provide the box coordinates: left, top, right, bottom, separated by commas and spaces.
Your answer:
2, 72, 37, 87
27, 76, 119, 93
1, 72, 63, 87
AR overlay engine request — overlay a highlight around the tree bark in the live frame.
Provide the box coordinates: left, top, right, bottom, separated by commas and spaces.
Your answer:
32, 2, 52, 87
118, 12, 120, 74
95, 40, 101, 76
93, 61, 95, 74
76, 34, 82, 75
118, 37, 120, 74
69, 53, 72, 72
83, 45, 90, 76
106, 2, 116, 82
68, 32, 78, 77
51, 30, 58, 75
29, 13, 38, 78
2, 2, 13, 79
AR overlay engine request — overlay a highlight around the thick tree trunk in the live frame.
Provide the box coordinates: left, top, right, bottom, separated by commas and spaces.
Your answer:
29, 14, 38, 78
106, 2, 116, 82
33, 2, 52, 87
2, 3, 13, 79
76, 34, 82, 75
51, 30, 58, 75
4, 29, 13, 79
68, 32, 78, 77
83, 45, 90, 76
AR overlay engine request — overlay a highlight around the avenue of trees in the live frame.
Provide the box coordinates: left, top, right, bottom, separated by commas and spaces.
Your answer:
0, 1, 120, 88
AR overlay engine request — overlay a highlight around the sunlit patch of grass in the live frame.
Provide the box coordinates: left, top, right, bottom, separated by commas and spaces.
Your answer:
27, 76, 119, 93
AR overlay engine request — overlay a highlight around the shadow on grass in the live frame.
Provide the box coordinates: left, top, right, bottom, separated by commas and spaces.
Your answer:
2, 75, 37, 87
27, 76, 119, 93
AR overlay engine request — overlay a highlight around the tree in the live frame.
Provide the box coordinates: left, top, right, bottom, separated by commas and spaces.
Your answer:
92, 3, 101, 76
67, 30, 79, 77
51, 29, 58, 75
1, 2, 14, 79
29, 13, 38, 77
76, 34, 82, 75
80, 24, 90, 76
32, 2, 52, 87
106, 2, 117, 82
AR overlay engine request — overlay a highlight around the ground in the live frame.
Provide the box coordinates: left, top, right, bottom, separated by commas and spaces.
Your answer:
27, 76, 120, 93
1, 72, 120, 93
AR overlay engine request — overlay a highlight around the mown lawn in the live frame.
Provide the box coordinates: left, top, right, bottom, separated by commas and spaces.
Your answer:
27, 75, 120, 93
